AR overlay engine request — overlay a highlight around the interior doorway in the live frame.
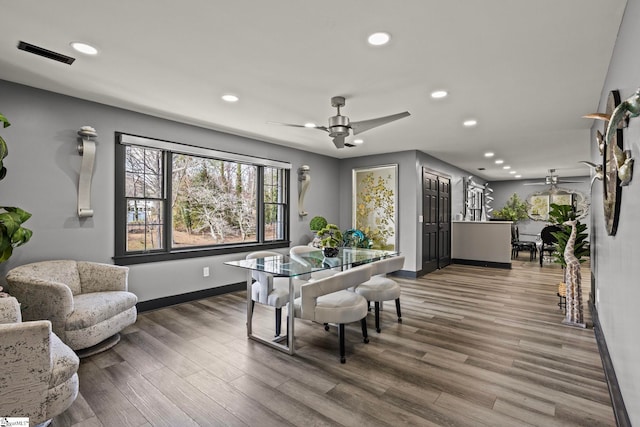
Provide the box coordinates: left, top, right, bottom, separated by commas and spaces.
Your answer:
422, 168, 451, 274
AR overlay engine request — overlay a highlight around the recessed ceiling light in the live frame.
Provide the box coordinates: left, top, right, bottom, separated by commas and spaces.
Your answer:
495, 159, 504, 164
515, 175, 522, 178
463, 119, 477, 127
353, 139, 364, 145
484, 152, 494, 158
431, 90, 448, 99
304, 123, 316, 128
221, 94, 239, 102
367, 32, 391, 46
503, 165, 511, 170
509, 170, 516, 174
70, 42, 98, 55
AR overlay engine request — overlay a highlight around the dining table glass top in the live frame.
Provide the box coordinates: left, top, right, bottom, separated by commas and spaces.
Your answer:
224, 247, 397, 277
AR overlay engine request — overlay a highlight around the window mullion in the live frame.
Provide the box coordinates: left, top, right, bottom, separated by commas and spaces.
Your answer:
257, 166, 265, 243
164, 151, 172, 251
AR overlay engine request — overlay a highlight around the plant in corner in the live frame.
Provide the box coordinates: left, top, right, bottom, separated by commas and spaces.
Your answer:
0, 113, 33, 262
316, 223, 343, 257
548, 203, 590, 269
492, 193, 529, 222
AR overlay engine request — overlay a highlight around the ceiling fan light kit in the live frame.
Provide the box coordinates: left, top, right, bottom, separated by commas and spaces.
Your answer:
269, 95, 410, 149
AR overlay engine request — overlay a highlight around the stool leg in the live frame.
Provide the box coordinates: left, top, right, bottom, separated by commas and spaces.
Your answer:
361, 318, 369, 343
395, 298, 402, 323
374, 302, 381, 333
339, 323, 346, 363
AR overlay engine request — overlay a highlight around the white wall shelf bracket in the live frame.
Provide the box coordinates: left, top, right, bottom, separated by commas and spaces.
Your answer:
77, 126, 97, 218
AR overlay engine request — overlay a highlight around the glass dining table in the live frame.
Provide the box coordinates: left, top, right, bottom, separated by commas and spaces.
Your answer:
223, 247, 397, 355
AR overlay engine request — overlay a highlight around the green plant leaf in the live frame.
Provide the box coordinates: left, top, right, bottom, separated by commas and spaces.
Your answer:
0, 113, 10, 128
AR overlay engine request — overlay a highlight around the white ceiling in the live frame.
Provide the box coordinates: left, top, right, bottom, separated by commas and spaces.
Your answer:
0, 1, 628, 180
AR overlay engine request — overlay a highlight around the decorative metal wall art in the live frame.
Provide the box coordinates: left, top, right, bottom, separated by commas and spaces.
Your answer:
584, 88, 637, 235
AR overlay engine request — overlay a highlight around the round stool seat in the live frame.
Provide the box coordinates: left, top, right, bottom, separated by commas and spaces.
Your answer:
354, 276, 401, 302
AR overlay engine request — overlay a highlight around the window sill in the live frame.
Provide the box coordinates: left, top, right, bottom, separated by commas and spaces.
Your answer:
114, 241, 291, 265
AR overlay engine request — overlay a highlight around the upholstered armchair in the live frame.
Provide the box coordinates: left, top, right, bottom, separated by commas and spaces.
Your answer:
0, 296, 79, 425
6, 260, 138, 356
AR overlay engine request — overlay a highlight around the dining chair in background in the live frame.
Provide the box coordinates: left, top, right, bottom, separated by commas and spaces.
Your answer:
353, 255, 405, 333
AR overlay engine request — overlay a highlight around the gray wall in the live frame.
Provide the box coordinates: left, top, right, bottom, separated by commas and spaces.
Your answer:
489, 177, 591, 240
0, 80, 340, 302
590, 0, 640, 422
339, 150, 480, 272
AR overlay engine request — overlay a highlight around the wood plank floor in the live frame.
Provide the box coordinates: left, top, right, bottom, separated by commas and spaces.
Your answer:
53, 257, 615, 426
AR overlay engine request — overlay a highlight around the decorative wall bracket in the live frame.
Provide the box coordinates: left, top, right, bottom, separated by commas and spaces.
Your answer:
298, 165, 310, 217
77, 126, 97, 218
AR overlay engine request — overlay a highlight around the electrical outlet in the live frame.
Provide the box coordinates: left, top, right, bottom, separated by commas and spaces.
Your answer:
203, 267, 210, 277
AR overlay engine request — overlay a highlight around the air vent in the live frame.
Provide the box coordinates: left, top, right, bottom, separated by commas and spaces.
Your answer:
17, 41, 75, 65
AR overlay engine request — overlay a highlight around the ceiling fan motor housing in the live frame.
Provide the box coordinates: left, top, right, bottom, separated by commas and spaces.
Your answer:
328, 115, 350, 137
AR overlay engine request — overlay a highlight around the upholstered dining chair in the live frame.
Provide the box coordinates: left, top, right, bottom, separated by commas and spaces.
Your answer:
290, 263, 372, 363
0, 296, 79, 426
6, 260, 138, 357
352, 255, 405, 333
246, 251, 306, 337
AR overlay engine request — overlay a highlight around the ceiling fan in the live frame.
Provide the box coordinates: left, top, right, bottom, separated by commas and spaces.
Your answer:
268, 96, 410, 149
523, 169, 582, 186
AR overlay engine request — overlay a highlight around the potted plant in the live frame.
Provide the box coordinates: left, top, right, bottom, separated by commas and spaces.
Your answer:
0, 113, 33, 263
316, 223, 342, 257
492, 193, 528, 222
309, 215, 327, 248
548, 203, 590, 268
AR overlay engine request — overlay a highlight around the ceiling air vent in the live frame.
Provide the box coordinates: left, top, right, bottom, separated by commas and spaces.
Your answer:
17, 41, 75, 65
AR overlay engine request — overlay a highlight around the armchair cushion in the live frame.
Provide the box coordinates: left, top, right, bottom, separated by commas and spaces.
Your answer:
66, 291, 138, 330
50, 332, 80, 389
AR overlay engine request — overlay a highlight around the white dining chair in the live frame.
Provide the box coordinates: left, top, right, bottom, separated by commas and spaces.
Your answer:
246, 251, 305, 337
290, 263, 372, 363
353, 255, 405, 333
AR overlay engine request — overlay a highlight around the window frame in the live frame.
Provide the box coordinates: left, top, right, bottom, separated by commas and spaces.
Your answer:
114, 132, 291, 265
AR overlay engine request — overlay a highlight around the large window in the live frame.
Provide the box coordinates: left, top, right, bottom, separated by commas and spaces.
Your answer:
115, 133, 290, 264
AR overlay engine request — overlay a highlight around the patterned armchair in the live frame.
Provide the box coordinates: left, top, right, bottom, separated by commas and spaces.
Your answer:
0, 296, 79, 425
6, 260, 138, 356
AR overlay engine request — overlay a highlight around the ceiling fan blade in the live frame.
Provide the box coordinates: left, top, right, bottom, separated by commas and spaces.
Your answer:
523, 182, 549, 186
350, 111, 411, 135
332, 135, 345, 149
267, 121, 328, 132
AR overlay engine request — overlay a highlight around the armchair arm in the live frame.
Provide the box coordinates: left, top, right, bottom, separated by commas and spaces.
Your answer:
5, 275, 74, 337
0, 297, 22, 323
0, 319, 52, 419
77, 261, 129, 293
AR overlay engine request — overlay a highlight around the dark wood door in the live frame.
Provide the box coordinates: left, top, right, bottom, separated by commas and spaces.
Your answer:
422, 170, 439, 274
437, 176, 451, 268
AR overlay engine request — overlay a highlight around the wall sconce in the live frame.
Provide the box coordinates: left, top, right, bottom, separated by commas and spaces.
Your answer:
298, 165, 310, 217
77, 126, 97, 218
